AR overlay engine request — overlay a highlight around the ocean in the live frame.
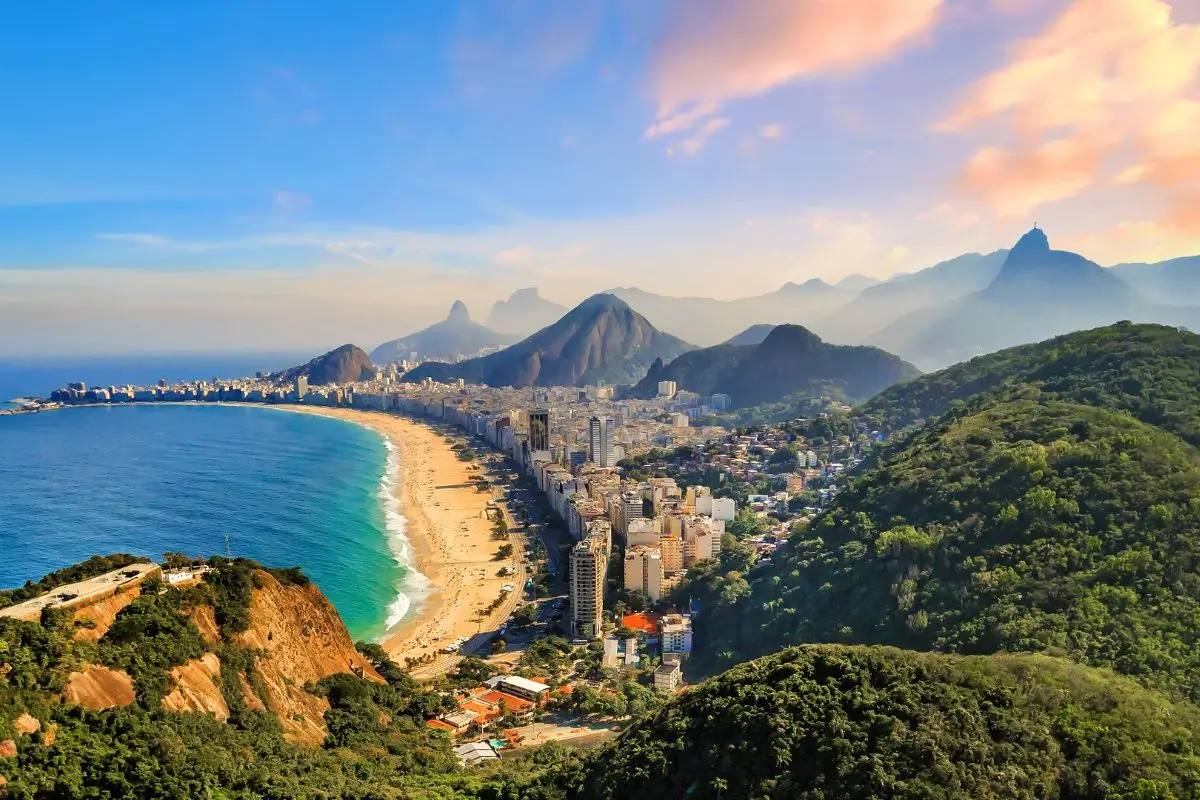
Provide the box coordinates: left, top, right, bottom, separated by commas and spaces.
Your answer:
0, 403, 424, 642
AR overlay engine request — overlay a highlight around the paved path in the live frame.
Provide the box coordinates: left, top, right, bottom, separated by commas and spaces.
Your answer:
0, 563, 161, 622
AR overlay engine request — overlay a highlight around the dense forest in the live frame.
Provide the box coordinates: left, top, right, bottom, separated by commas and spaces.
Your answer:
684, 323, 1200, 704
569, 645, 1200, 800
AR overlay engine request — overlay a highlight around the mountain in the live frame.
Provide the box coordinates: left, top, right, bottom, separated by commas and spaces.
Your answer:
486, 287, 568, 337
370, 301, 515, 364
1111, 255, 1200, 305
609, 280, 856, 347
868, 229, 1200, 369
633, 324, 919, 407
403, 293, 694, 387
859, 322, 1200, 443
687, 324, 1200, 704
272, 344, 376, 385
570, 645, 1200, 800
834, 273, 881, 292
722, 324, 775, 346
819, 250, 1007, 345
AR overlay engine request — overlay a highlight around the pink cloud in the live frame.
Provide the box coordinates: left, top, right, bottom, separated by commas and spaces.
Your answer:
645, 102, 721, 139
650, 0, 944, 115
939, 0, 1200, 226
667, 117, 732, 157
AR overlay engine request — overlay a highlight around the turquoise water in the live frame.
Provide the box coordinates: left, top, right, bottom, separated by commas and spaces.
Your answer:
0, 404, 424, 641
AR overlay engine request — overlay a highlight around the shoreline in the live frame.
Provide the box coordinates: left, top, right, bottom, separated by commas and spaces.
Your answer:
277, 406, 519, 667
5, 401, 521, 669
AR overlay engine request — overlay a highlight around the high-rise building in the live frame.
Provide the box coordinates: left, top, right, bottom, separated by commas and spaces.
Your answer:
623, 546, 663, 601
589, 415, 614, 467
294, 376, 309, 400
657, 380, 677, 398
569, 534, 607, 639
529, 408, 550, 453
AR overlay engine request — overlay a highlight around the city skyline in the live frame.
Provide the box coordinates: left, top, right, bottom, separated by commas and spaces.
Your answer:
3, 0, 1200, 356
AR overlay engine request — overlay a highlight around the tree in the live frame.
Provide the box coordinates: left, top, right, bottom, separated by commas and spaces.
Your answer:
513, 604, 538, 627
495, 543, 514, 560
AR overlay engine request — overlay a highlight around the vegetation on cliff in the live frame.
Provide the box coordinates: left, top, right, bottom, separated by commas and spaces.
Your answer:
0, 554, 149, 610
272, 344, 377, 386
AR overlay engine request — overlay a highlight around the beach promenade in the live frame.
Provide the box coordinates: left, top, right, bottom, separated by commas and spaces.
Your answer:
284, 407, 522, 668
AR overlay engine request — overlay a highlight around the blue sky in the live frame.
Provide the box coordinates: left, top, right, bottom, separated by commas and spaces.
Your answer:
2, 0, 1199, 355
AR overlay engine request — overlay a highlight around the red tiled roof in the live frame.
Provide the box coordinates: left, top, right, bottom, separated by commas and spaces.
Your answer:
622, 612, 661, 634
427, 719, 457, 732
480, 690, 535, 713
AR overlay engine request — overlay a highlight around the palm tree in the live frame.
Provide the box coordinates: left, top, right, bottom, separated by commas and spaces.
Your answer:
712, 777, 728, 799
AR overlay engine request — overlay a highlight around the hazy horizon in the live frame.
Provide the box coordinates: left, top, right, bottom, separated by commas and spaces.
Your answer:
4, 0, 1200, 356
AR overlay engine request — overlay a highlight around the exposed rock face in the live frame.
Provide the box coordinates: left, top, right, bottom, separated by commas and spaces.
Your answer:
162, 653, 228, 719
72, 585, 141, 642
160, 570, 382, 745
64, 665, 136, 710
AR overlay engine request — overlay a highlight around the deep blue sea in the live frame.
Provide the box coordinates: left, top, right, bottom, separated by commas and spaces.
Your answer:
0, 402, 425, 641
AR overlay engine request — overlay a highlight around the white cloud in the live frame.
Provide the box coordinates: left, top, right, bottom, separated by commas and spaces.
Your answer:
758, 123, 785, 140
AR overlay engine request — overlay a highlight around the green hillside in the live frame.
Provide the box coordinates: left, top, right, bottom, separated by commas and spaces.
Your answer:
686, 323, 1200, 706
859, 322, 1200, 445
569, 645, 1200, 800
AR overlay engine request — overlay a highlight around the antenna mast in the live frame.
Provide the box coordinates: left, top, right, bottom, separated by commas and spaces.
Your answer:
225, 533, 232, 559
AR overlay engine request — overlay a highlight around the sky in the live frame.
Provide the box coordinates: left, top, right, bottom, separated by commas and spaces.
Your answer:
2, 0, 1199, 356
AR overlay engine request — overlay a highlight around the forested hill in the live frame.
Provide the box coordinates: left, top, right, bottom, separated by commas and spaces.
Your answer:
858, 322, 1200, 445
685, 323, 1200, 706
567, 645, 1200, 800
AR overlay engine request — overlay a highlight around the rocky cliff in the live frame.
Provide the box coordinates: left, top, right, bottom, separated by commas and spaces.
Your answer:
272, 344, 377, 386
20, 563, 383, 746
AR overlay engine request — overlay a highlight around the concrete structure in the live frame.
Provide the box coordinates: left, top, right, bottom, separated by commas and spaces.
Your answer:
711, 497, 736, 522
529, 408, 550, 453
623, 545, 663, 601
569, 533, 607, 639
589, 415, 615, 468
661, 614, 693, 655
483, 675, 550, 702
654, 659, 683, 692
294, 376, 308, 399
454, 741, 501, 765
658, 534, 684, 573
657, 380, 677, 398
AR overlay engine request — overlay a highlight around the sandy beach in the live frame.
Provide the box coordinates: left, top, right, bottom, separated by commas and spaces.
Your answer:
284, 407, 519, 668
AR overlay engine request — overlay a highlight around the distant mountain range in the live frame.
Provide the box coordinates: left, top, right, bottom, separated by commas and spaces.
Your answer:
486, 288, 567, 337
866, 229, 1200, 369
608, 280, 857, 347
273, 344, 376, 385
403, 294, 693, 388
633, 324, 919, 408
1111, 256, 1200, 306
369, 301, 515, 364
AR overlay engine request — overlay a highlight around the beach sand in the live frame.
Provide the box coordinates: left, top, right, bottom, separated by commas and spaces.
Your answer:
284, 407, 519, 668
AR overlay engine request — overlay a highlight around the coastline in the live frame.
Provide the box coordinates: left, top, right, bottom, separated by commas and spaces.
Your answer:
279, 406, 519, 667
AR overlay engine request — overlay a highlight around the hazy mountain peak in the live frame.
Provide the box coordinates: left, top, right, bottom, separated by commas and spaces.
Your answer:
1009, 226, 1051, 259
486, 286, 568, 337
447, 300, 471, 323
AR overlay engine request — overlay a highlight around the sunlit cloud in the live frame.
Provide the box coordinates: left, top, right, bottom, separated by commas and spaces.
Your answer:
939, 0, 1200, 226
666, 117, 731, 157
